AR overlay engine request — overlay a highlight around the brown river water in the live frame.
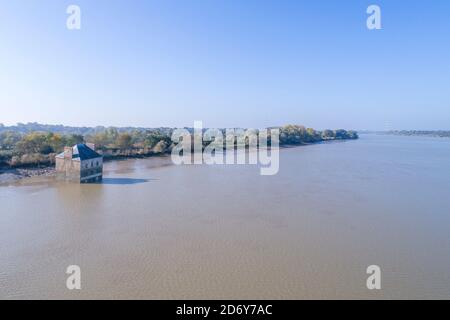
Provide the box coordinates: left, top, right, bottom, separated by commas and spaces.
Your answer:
1, 134, 450, 299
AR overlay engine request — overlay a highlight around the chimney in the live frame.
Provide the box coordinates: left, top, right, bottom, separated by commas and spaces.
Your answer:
64, 146, 73, 159
86, 143, 96, 151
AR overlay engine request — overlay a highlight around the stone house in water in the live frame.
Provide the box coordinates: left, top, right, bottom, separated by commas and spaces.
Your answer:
55, 143, 103, 183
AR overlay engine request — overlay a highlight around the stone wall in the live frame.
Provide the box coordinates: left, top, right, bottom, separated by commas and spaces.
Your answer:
55, 157, 81, 182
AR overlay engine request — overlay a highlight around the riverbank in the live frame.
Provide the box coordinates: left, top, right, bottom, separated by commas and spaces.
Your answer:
0, 138, 358, 184
0, 167, 55, 184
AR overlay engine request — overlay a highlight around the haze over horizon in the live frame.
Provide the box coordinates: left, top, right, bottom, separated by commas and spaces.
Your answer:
1, 0, 449, 130
1, 121, 449, 133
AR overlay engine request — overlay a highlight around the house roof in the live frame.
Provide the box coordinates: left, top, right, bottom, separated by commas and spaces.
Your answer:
56, 144, 102, 161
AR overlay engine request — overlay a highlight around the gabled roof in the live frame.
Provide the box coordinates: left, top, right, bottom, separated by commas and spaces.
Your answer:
56, 144, 102, 160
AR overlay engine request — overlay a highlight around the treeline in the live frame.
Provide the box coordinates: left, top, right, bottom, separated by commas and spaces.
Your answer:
279, 125, 358, 145
0, 125, 358, 168
0, 129, 172, 167
0, 122, 172, 136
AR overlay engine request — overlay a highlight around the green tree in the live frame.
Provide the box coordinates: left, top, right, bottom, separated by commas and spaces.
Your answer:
16, 132, 48, 155
144, 132, 171, 149
91, 131, 109, 150
105, 127, 119, 145
0, 131, 22, 149
46, 132, 64, 153
322, 129, 335, 139
64, 134, 84, 146
116, 133, 133, 151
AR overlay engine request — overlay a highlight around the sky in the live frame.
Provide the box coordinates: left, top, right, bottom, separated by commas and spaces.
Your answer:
0, 0, 449, 130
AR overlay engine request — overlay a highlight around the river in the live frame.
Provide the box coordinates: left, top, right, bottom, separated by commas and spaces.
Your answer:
1, 134, 450, 299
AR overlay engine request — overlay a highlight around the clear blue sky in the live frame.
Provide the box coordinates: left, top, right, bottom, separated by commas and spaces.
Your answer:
1, 0, 449, 130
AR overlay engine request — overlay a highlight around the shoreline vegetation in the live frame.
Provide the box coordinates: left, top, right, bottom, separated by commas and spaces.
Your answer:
384, 130, 450, 138
359, 130, 450, 138
0, 123, 358, 182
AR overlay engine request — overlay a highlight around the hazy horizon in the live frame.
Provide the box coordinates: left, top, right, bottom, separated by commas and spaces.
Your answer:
1, 0, 449, 130
1, 120, 450, 132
